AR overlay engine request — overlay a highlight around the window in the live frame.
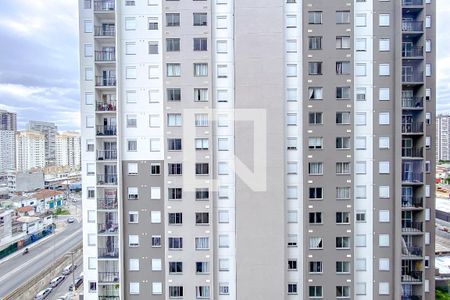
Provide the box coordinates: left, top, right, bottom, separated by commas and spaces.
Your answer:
149, 115, 161, 128
166, 13, 180, 27
336, 286, 350, 298
379, 64, 390, 76
219, 258, 229, 271
84, 20, 93, 33
216, 16, 227, 29
196, 262, 209, 274
309, 261, 323, 273
336, 187, 350, 200
356, 63, 367, 76
288, 234, 298, 247
128, 211, 139, 223
216, 40, 227, 53
288, 259, 297, 271
336, 162, 350, 174
287, 113, 297, 126
355, 161, 367, 174
168, 113, 182, 127
149, 66, 159, 79
336, 36, 350, 49
151, 211, 161, 223
379, 234, 389, 247
168, 237, 183, 250
87, 188, 95, 198
167, 63, 181, 77
219, 283, 229, 295
195, 114, 208, 126
308, 36, 322, 50
356, 212, 366, 222
196, 286, 210, 299
379, 38, 390, 51
194, 38, 208, 51
129, 235, 139, 247
286, 39, 297, 52
336, 11, 350, 24
168, 138, 182, 151
379, 161, 390, 174
167, 88, 181, 102
308, 162, 323, 175
86, 139, 94, 152
127, 114, 137, 128
379, 282, 389, 295
336, 61, 351, 75
288, 283, 298, 295
195, 138, 209, 150
130, 282, 140, 295
309, 187, 323, 200
288, 211, 298, 223
151, 163, 161, 175
309, 112, 323, 124
194, 89, 208, 103
168, 163, 182, 175
336, 87, 350, 99
356, 87, 366, 101
356, 13, 367, 27
379, 210, 390, 223
308, 137, 323, 149
309, 237, 323, 249
379, 137, 390, 149
309, 286, 323, 298
379, 14, 390, 26
336, 237, 350, 249
169, 188, 182, 200
195, 237, 209, 250
169, 286, 184, 298
196, 163, 209, 175
379, 258, 390, 271
356, 112, 366, 125
168, 213, 183, 225
286, 64, 297, 77
309, 212, 322, 224
308, 62, 322, 75
129, 258, 139, 271
356, 185, 366, 199
152, 235, 161, 247
308, 11, 322, 24
286, 15, 297, 28
194, 64, 208, 77
336, 212, 350, 224
166, 38, 180, 52
169, 262, 183, 274
128, 187, 138, 200
336, 261, 350, 274
196, 212, 209, 225
336, 137, 350, 149
125, 17, 136, 30
308, 87, 323, 100
218, 210, 229, 223
356, 38, 366, 51
152, 282, 162, 295
379, 112, 390, 125
336, 112, 351, 124
148, 17, 158, 30
193, 13, 207, 26
219, 234, 229, 248
217, 65, 228, 78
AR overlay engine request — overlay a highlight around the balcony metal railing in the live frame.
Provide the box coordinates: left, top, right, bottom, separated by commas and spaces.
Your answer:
98, 272, 119, 283
97, 150, 117, 160
402, 220, 423, 232
403, 245, 423, 257
97, 174, 118, 185
98, 248, 119, 258
401, 271, 423, 282
98, 223, 119, 234
94, 0, 115, 11
95, 76, 116, 87
95, 51, 116, 62
402, 172, 424, 184
402, 21, 424, 32
96, 125, 117, 136
96, 101, 116, 112
402, 0, 424, 5
84, 0, 92, 9
402, 71, 424, 83
97, 198, 118, 210
402, 197, 423, 208
402, 122, 423, 134
401, 296, 422, 300
402, 97, 424, 109
402, 47, 423, 58
94, 26, 115, 37
402, 147, 423, 158
99, 297, 120, 300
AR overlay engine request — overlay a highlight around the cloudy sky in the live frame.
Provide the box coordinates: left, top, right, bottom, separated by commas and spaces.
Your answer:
0, 0, 448, 131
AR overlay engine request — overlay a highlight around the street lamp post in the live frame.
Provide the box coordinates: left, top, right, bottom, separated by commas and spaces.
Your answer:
66, 251, 76, 295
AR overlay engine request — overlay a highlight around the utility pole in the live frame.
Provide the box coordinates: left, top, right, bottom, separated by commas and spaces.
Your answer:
66, 251, 75, 294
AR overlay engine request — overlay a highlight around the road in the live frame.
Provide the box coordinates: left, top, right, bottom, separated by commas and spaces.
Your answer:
47, 256, 83, 300
0, 220, 82, 298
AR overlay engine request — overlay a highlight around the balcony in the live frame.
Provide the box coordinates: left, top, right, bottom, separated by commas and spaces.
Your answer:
96, 125, 116, 136
98, 198, 118, 210
97, 174, 117, 185
97, 150, 117, 161
94, 0, 115, 12
402, 197, 423, 208
402, 47, 423, 58
402, 245, 423, 257
402, 71, 424, 83
401, 271, 423, 283
96, 101, 116, 112
402, 21, 423, 32
98, 248, 119, 259
94, 26, 115, 37
401, 296, 422, 300
402, 220, 423, 233
98, 222, 119, 234
98, 272, 119, 283
402, 97, 423, 109
402, 0, 423, 5
95, 50, 116, 62
99, 297, 120, 300
402, 147, 423, 158
96, 76, 116, 87
402, 122, 423, 134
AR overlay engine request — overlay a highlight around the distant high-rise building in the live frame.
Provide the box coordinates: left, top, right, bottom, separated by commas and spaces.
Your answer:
27, 121, 57, 166
0, 110, 16, 172
437, 114, 450, 161
56, 132, 81, 170
16, 131, 45, 172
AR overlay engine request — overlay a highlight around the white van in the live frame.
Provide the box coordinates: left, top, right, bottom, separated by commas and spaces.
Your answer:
62, 264, 75, 275
34, 287, 52, 300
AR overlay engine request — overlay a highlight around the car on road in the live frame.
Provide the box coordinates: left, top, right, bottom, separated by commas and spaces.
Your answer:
68, 276, 83, 291
50, 275, 65, 288
56, 292, 72, 300
62, 264, 76, 275
67, 217, 75, 223
34, 287, 52, 300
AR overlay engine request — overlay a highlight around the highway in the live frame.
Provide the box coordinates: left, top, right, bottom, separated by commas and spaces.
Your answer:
0, 219, 82, 298
47, 255, 83, 300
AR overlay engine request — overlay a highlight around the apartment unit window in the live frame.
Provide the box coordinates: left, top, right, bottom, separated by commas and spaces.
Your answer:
152, 283, 162, 295
167, 88, 181, 101
308, 162, 323, 175
336, 11, 351, 24
336, 112, 351, 124
86, 140, 94, 152
194, 38, 208, 51
195, 138, 209, 150
166, 38, 180, 52
336, 237, 350, 249
196, 262, 209, 274
309, 187, 323, 200
336, 212, 350, 224
129, 235, 139, 247
356, 87, 366, 101
356, 212, 366, 222
167, 63, 181, 77
308, 62, 322, 75
196, 212, 209, 225
336, 36, 351, 49
169, 262, 183, 274
288, 259, 298, 271
195, 237, 209, 250
308, 137, 323, 149
166, 13, 180, 27
219, 259, 229, 271
309, 212, 322, 224
379, 38, 390, 51
336, 261, 351, 274
336, 61, 351, 75
287, 113, 297, 126
356, 13, 367, 27
308, 36, 322, 50
196, 286, 210, 299
286, 39, 297, 52
125, 17, 136, 30
336, 162, 350, 174
152, 235, 161, 247
194, 64, 208, 77
308, 87, 323, 100
218, 210, 229, 223
308, 112, 323, 124
286, 64, 297, 77
219, 283, 229, 295
168, 138, 182, 151
288, 234, 298, 247
308, 11, 322, 24
169, 286, 184, 298
336, 187, 350, 200
129, 211, 139, 223
356, 38, 367, 51
337, 286, 350, 298
379, 14, 390, 26
148, 17, 158, 30
168, 188, 182, 200
168, 213, 183, 225
127, 114, 137, 128
194, 88, 208, 102
286, 15, 297, 28
148, 41, 158, 54
288, 283, 298, 295
193, 13, 207, 26
168, 163, 182, 175
196, 188, 209, 200
151, 163, 161, 175
336, 86, 350, 99
167, 113, 182, 126
379, 64, 390, 76
336, 137, 350, 149
195, 114, 208, 126
127, 140, 137, 152
168, 237, 183, 250
130, 282, 140, 295
196, 163, 209, 175
87, 188, 95, 198
309, 261, 323, 273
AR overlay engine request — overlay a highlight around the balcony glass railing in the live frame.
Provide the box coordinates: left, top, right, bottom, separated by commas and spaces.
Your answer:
97, 150, 117, 160
98, 223, 119, 234
95, 51, 116, 62
401, 220, 423, 232
401, 197, 423, 208
95, 76, 116, 87
96, 101, 116, 112
94, 0, 115, 11
402, 245, 423, 257
97, 174, 118, 185
401, 296, 422, 300
402, 172, 423, 183
97, 198, 118, 210
402, 47, 423, 58
402, 71, 424, 83
98, 272, 119, 283
402, 21, 424, 32
96, 125, 117, 136
94, 26, 115, 37
402, 97, 423, 109
402, 148, 423, 158
402, 122, 423, 134
401, 271, 423, 282
98, 248, 119, 258
402, 0, 424, 5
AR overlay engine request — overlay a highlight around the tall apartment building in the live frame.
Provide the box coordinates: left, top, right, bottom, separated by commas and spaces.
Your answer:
437, 114, 450, 161
27, 121, 58, 166
79, 0, 436, 299
0, 110, 17, 172
56, 132, 82, 170
16, 131, 46, 172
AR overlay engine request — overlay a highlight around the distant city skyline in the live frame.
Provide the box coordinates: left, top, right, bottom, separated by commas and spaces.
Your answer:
0, 0, 449, 131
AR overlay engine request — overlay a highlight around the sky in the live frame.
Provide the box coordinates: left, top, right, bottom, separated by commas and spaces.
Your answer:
0, 0, 448, 131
